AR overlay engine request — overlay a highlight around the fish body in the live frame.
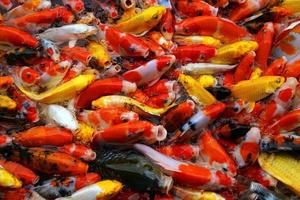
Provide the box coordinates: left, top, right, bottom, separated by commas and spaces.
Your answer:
210, 41, 258, 64
178, 74, 216, 105
115, 6, 166, 36
123, 55, 176, 86
38, 24, 97, 44
34, 173, 100, 199
232, 76, 285, 102
259, 153, 300, 195
15, 74, 95, 104
93, 148, 173, 193
55, 180, 122, 200
92, 95, 177, 117
175, 16, 251, 43
182, 63, 237, 75
13, 126, 73, 147
45, 104, 79, 131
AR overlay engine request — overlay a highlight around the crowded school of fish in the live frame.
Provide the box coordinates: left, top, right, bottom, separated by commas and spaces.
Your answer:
0, 0, 299, 199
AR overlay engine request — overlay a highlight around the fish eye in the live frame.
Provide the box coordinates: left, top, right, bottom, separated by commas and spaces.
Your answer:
275, 78, 282, 84
184, 28, 189, 33
152, 14, 158, 19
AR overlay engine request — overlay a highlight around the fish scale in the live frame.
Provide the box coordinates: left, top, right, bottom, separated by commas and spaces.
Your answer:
258, 153, 300, 195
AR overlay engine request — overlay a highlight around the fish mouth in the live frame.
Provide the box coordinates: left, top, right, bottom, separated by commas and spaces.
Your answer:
154, 125, 167, 142
159, 175, 173, 194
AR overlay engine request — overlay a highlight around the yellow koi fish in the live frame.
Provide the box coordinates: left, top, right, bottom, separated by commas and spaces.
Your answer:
0, 166, 22, 188
173, 186, 225, 200
92, 95, 176, 116
198, 75, 217, 88
75, 122, 95, 145
87, 41, 112, 68
14, 74, 95, 104
259, 153, 300, 195
179, 74, 217, 105
0, 95, 17, 110
211, 40, 258, 64
280, 0, 300, 14
114, 6, 166, 36
250, 67, 263, 80
232, 76, 285, 102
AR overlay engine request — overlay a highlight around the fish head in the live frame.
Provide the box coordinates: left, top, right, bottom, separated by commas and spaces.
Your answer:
269, 76, 285, 91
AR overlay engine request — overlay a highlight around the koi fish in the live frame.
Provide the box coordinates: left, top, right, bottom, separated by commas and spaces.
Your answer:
59, 144, 96, 162
157, 143, 199, 161
143, 79, 179, 97
259, 153, 300, 195
40, 38, 60, 62
198, 131, 237, 176
148, 31, 174, 50
267, 109, 300, 134
233, 51, 255, 83
8, 147, 88, 176
13, 126, 74, 147
114, 6, 166, 36
97, 23, 150, 58
134, 143, 235, 189
182, 63, 237, 76
0, 160, 39, 185
232, 127, 261, 168
14, 74, 95, 104
231, 76, 285, 102
55, 180, 123, 200
9, 87, 40, 123
171, 102, 226, 141
123, 55, 176, 86
36, 58, 72, 90
260, 133, 300, 152
4, 0, 51, 20
178, 74, 217, 105
0, 25, 38, 48
229, 0, 270, 22
34, 173, 100, 199
92, 120, 167, 145
161, 100, 195, 132
94, 148, 173, 193
160, 8, 174, 40
173, 0, 218, 18
173, 185, 225, 200
78, 107, 139, 130
38, 24, 97, 45
174, 35, 221, 47
92, 95, 177, 117
7, 7, 74, 33
75, 77, 136, 109
210, 40, 258, 64
173, 45, 216, 63
44, 104, 79, 131
255, 22, 275, 69
12, 66, 40, 87
175, 16, 251, 43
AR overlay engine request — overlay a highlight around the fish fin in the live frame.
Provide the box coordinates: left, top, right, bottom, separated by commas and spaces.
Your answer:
68, 40, 77, 48
245, 101, 256, 113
